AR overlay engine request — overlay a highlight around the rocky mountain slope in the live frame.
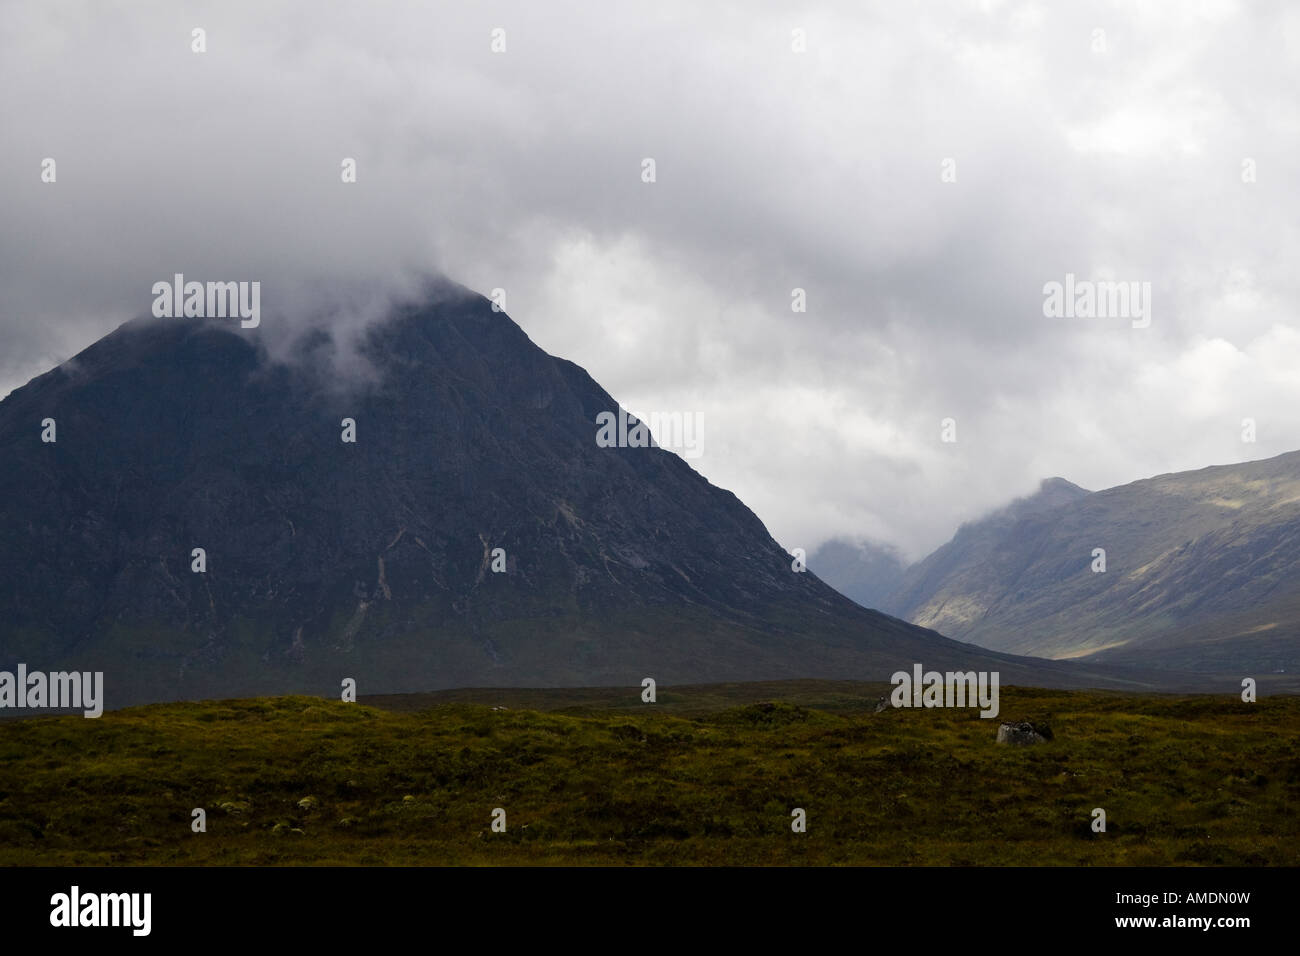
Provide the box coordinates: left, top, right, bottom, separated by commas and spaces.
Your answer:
0, 281, 1116, 707
875, 463, 1300, 675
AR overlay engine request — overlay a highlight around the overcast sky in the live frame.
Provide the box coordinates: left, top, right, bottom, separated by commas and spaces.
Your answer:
3, 0, 1298, 562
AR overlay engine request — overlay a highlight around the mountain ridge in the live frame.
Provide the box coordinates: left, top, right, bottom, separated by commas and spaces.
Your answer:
0, 281, 1139, 707
829, 452, 1300, 674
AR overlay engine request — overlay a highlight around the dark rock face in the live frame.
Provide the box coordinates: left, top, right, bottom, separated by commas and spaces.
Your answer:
0, 281, 1086, 706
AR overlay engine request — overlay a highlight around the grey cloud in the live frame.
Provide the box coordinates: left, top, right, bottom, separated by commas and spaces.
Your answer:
2, 0, 1297, 561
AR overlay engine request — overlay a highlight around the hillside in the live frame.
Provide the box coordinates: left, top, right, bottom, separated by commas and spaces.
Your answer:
0, 281, 1109, 706
882, 461, 1300, 673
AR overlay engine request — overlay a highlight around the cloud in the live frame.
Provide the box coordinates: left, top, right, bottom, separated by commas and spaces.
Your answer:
1, 0, 1297, 561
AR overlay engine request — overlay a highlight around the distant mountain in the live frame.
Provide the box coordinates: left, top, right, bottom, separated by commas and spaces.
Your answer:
807, 538, 906, 613
886, 477, 1093, 641
0, 280, 1111, 707
883, 461, 1300, 675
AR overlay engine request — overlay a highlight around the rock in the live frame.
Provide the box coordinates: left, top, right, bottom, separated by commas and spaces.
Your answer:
997, 721, 1048, 745
296, 795, 318, 811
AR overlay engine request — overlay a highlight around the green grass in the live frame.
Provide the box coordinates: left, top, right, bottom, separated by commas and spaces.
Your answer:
0, 681, 1296, 865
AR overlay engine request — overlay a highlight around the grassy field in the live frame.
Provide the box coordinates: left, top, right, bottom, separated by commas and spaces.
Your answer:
0, 680, 1296, 865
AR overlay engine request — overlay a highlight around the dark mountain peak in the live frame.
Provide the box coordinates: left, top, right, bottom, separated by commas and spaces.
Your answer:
0, 282, 1083, 706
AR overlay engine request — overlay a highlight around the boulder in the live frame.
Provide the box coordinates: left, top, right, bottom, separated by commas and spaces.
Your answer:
997, 721, 1048, 745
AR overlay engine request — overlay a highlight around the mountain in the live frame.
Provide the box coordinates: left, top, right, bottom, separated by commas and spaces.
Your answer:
807, 538, 906, 613
0, 281, 1112, 707
886, 477, 1093, 641
885, 462, 1300, 675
